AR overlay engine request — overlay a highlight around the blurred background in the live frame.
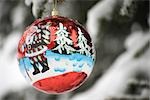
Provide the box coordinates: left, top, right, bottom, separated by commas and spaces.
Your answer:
0, 0, 149, 100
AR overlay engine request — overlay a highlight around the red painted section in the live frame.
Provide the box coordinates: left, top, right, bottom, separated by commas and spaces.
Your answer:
47, 26, 57, 49
71, 29, 78, 47
17, 16, 92, 59
17, 26, 36, 59
33, 72, 87, 94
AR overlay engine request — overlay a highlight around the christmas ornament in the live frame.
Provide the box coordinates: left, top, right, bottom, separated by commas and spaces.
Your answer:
17, 0, 95, 94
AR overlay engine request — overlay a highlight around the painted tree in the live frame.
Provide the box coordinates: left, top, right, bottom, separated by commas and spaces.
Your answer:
91, 43, 96, 60
53, 23, 75, 54
77, 27, 91, 57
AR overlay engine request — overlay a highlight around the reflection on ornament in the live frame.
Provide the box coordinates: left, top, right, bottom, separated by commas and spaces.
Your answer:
17, 16, 96, 94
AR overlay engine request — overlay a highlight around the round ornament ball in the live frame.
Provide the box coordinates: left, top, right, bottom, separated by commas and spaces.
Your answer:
17, 16, 96, 94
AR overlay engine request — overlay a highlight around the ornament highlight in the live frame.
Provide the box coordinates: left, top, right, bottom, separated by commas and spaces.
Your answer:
17, 16, 95, 94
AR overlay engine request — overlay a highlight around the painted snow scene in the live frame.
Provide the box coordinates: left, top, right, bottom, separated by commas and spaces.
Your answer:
17, 16, 95, 93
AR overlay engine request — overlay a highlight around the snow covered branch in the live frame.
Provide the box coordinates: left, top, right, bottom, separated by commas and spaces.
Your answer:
71, 30, 150, 100
24, 0, 65, 18
87, 0, 120, 43
25, 0, 49, 18
70, 0, 150, 99
87, 0, 138, 43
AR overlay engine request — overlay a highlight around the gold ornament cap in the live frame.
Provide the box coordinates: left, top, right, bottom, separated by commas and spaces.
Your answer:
52, 9, 59, 16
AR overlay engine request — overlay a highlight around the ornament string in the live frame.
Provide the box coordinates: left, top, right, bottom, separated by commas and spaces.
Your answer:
52, 0, 59, 16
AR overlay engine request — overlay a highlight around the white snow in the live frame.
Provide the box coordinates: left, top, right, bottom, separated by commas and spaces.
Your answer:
71, 30, 150, 100
71, 4, 150, 99
25, 0, 32, 6
11, 4, 26, 28
0, 3, 30, 98
120, 0, 133, 16
0, 0, 149, 99
25, 0, 48, 17
0, 32, 29, 98
86, 0, 120, 43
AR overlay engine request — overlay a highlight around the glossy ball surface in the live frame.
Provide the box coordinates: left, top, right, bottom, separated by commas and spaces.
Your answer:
17, 16, 95, 94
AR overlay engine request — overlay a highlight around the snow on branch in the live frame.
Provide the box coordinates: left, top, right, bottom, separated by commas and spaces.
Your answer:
24, 0, 65, 18
71, 30, 150, 100
86, 0, 121, 43
25, 0, 49, 18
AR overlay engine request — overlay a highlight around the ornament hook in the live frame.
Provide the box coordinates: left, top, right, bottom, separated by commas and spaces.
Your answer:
52, 0, 59, 16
